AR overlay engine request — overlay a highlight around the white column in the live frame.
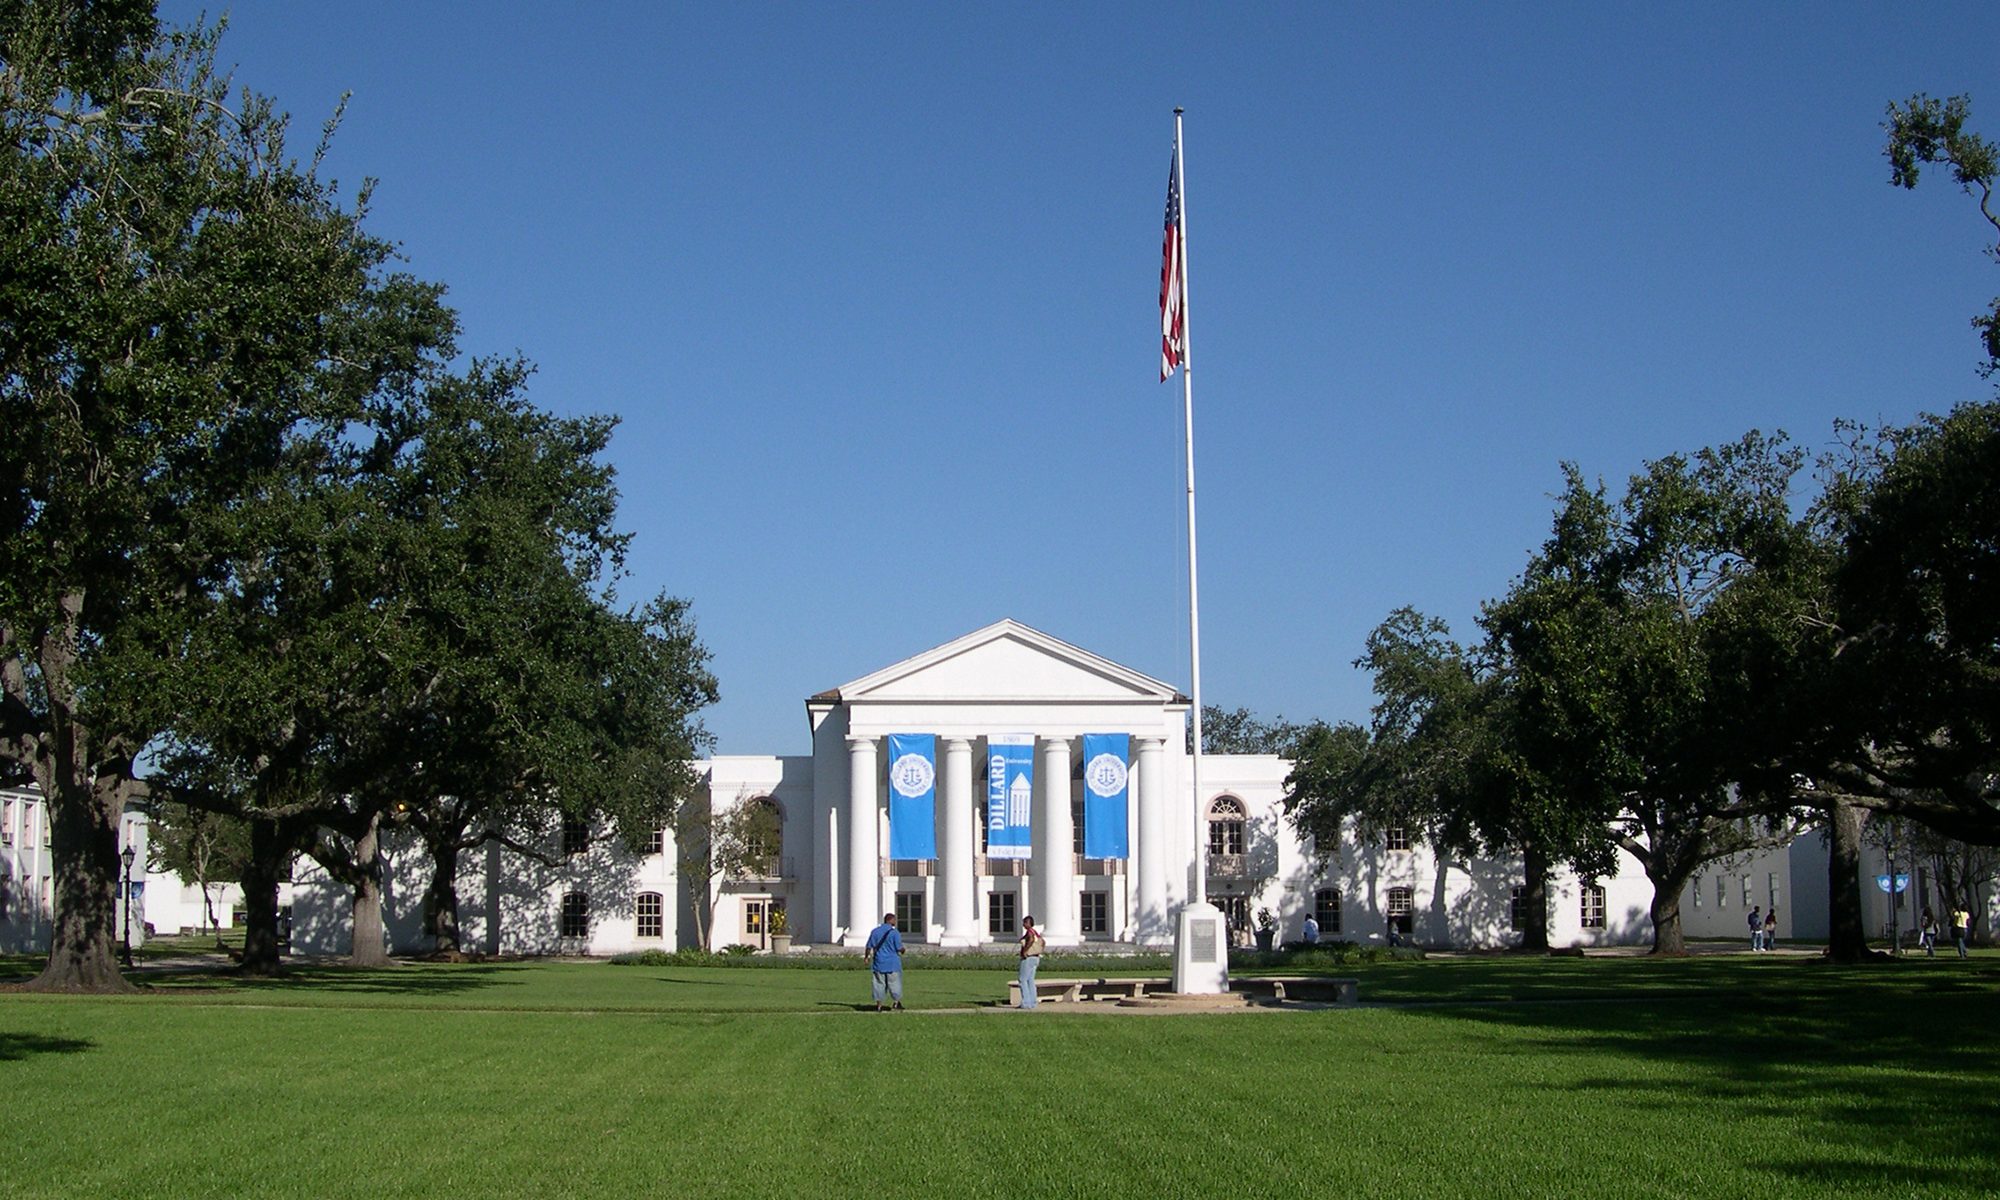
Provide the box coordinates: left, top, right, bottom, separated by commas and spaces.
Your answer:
844, 735, 879, 944
1035, 737, 1077, 943
938, 737, 978, 946
1134, 735, 1169, 945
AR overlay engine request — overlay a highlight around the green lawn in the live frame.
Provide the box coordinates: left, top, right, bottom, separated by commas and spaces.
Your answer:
3, 953, 1996, 1198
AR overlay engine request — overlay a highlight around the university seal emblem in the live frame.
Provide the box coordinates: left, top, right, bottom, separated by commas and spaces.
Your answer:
1084, 752, 1128, 798
889, 753, 936, 798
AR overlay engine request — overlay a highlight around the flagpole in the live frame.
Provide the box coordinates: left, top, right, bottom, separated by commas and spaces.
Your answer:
1173, 108, 1208, 910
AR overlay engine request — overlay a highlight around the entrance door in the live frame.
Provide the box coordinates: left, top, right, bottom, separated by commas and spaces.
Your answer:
742, 898, 769, 949
1217, 895, 1250, 946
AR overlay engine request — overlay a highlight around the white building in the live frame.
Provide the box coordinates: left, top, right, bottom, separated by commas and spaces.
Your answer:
12, 623, 1996, 961
1, 786, 154, 955
288, 620, 1694, 958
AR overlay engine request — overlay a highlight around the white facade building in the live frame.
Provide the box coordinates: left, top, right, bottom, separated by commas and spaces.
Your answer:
11, 624, 1995, 962
281, 619, 1717, 958
1, 786, 154, 955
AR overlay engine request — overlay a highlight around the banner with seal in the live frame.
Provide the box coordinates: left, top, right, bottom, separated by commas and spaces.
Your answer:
886, 734, 937, 860
1081, 733, 1130, 859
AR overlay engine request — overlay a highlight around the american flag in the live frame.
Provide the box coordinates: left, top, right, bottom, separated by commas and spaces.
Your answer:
1159, 147, 1185, 382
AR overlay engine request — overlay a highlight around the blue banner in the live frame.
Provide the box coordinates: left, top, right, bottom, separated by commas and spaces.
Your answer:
986, 734, 1034, 859
1081, 733, 1130, 859
886, 734, 937, 860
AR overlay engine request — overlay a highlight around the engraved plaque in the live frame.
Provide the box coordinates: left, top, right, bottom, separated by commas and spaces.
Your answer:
1190, 917, 1218, 963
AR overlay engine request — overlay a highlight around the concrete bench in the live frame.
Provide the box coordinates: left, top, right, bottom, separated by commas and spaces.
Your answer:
1006, 976, 1159, 1005
1235, 976, 1359, 1004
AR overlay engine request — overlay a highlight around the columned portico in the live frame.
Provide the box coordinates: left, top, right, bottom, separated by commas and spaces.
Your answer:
1035, 736, 1077, 943
1134, 734, 1170, 944
937, 737, 979, 946
843, 734, 879, 944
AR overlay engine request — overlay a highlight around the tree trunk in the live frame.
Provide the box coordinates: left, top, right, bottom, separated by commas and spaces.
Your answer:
25, 770, 137, 994
1825, 798, 1870, 963
201, 882, 223, 948
1647, 870, 1690, 955
238, 817, 288, 976
349, 811, 391, 967
1519, 843, 1552, 953
422, 836, 462, 955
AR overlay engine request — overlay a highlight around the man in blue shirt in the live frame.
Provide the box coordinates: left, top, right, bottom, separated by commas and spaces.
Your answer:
864, 912, 904, 1011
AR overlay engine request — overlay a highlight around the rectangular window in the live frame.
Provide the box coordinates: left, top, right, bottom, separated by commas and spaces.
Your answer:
1741, 875, 1753, 905
978, 802, 989, 854
1073, 800, 1086, 856
1079, 891, 1108, 935
560, 892, 589, 938
1385, 827, 1410, 852
987, 890, 1017, 938
562, 818, 588, 856
1768, 872, 1781, 911
1717, 876, 1727, 908
1509, 885, 1528, 932
1581, 883, 1607, 930
1314, 888, 1342, 935
647, 828, 664, 855
1692, 874, 1704, 908
895, 891, 926, 938
1, 798, 12, 845
636, 892, 663, 939
744, 901, 766, 939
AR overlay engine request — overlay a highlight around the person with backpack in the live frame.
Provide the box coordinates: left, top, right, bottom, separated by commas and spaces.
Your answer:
1017, 914, 1046, 1009
863, 911, 905, 1011
1747, 905, 1763, 952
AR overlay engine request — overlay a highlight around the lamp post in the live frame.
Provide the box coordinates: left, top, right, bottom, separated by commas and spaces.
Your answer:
119, 843, 136, 968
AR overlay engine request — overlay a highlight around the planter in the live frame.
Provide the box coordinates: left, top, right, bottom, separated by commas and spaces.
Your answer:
770, 934, 793, 954
1254, 929, 1275, 953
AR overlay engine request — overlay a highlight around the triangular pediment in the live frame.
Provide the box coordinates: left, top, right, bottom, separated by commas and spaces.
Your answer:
824, 620, 1179, 705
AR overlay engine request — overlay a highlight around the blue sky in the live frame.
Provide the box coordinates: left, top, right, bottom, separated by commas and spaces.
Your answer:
162, 3, 2000, 753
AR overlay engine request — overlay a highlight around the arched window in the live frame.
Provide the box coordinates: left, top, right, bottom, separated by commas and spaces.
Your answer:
1207, 796, 1246, 857
743, 797, 783, 877
636, 892, 663, 939
1385, 886, 1412, 939
1314, 888, 1342, 935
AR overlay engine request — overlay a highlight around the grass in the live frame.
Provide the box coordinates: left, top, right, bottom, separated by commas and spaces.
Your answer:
2, 951, 1997, 1197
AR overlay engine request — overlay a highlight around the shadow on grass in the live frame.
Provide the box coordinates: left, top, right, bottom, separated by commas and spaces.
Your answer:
0, 1032, 95, 1061
1401, 959, 2000, 1192
150, 961, 533, 998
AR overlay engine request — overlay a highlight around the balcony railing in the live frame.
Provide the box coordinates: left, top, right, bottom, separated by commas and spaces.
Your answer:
740, 855, 796, 882
1206, 853, 1266, 880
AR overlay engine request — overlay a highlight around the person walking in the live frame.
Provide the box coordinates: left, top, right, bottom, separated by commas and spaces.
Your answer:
1951, 907, 1972, 959
864, 911, 905, 1011
1017, 914, 1046, 1009
1747, 905, 1763, 952
1919, 907, 1938, 957
1763, 908, 1778, 953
